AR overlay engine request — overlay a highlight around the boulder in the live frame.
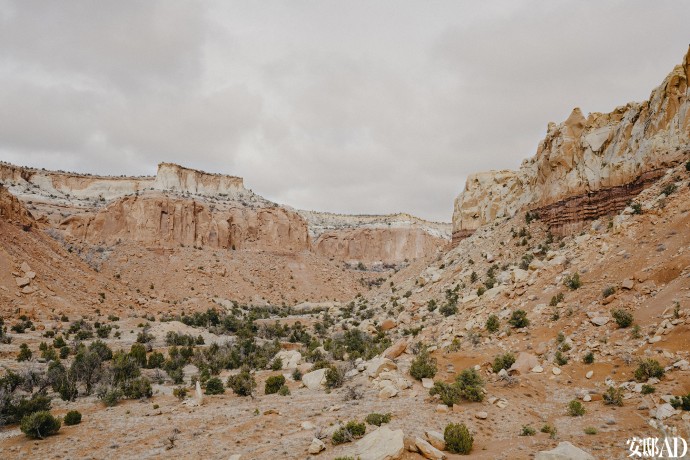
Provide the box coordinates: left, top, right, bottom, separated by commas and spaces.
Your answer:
422, 378, 434, 389
509, 352, 539, 375
308, 438, 326, 454
415, 437, 446, 460
349, 426, 405, 460
20, 262, 31, 274
475, 411, 488, 420
366, 358, 397, 378
380, 319, 397, 331
302, 368, 328, 390
383, 339, 407, 360
423, 431, 445, 451
275, 350, 302, 369
15, 277, 30, 288
379, 382, 398, 399
590, 317, 609, 326
621, 279, 635, 290
535, 441, 594, 460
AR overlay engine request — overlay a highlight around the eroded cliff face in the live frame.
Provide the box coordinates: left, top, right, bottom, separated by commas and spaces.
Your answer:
0, 184, 33, 227
60, 193, 310, 252
452, 46, 690, 241
153, 163, 245, 196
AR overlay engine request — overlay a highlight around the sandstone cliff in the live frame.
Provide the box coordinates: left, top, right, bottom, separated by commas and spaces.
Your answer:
452, 46, 690, 241
0, 184, 34, 227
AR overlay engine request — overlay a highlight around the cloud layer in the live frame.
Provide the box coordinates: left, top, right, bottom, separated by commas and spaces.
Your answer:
0, 0, 688, 221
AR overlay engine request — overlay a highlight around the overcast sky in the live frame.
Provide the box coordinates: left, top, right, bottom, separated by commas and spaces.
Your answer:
0, 1, 688, 221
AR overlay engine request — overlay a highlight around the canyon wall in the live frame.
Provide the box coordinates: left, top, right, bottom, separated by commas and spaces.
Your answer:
452, 46, 690, 241
0, 185, 33, 227
153, 163, 245, 196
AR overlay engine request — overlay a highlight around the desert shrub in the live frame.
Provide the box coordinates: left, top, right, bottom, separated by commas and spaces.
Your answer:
492, 353, 515, 373
325, 365, 345, 389
129, 343, 147, 367
541, 424, 557, 439
634, 359, 665, 381
1, 394, 52, 425
508, 310, 529, 328
277, 385, 290, 396
485, 315, 500, 333
602, 286, 616, 298
270, 357, 283, 371
669, 393, 690, 411
584, 427, 598, 435
292, 369, 302, 381
365, 412, 391, 426
147, 351, 165, 369
549, 292, 564, 306
603, 386, 624, 406
554, 351, 568, 366
661, 183, 677, 196
204, 377, 224, 395
332, 421, 366, 445
173, 387, 188, 400
430, 381, 462, 407
123, 377, 153, 399
641, 384, 655, 395
520, 425, 536, 436
63, 410, 82, 426
456, 368, 485, 402
410, 347, 437, 380
98, 387, 122, 407
17, 343, 32, 361
583, 352, 594, 364
59, 346, 69, 359
265, 375, 286, 394
20, 411, 61, 439
611, 309, 634, 328
563, 272, 582, 290
444, 422, 473, 454
631, 202, 643, 214
568, 400, 585, 416
226, 369, 256, 397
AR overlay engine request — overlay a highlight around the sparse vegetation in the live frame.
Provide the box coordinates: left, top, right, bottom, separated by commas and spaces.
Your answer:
634, 359, 665, 381
444, 422, 473, 454
409, 347, 437, 380
332, 421, 366, 445
508, 310, 529, 328
603, 386, 624, 406
265, 375, 286, 394
204, 377, 224, 395
541, 424, 557, 439
583, 352, 594, 364
520, 425, 536, 436
584, 427, 598, 435
485, 314, 500, 333
612, 309, 634, 328
563, 272, 582, 290
492, 352, 515, 373
670, 393, 690, 411
63, 410, 82, 425
20, 411, 61, 439
226, 368, 256, 397
568, 400, 585, 416
365, 412, 391, 426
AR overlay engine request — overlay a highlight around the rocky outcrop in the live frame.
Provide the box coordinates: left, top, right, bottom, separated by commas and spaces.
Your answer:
0, 184, 33, 227
453, 46, 690, 242
60, 193, 310, 252
153, 163, 245, 196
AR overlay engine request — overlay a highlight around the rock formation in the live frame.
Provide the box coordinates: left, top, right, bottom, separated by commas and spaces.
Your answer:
453, 45, 690, 242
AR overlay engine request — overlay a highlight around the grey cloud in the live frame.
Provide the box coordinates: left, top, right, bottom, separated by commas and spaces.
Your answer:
0, 0, 688, 221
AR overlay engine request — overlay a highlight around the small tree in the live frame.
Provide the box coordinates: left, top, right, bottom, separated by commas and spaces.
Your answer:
265, 375, 286, 394
563, 272, 582, 290
365, 413, 391, 426
485, 315, 500, 333
410, 347, 437, 380
64, 410, 82, 426
568, 400, 585, 416
444, 422, 473, 454
17, 343, 32, 361
205, 377, 225, 395
603, 386, 624, 406
611, 309, 634, 328
492, 353, 515, 373
634, 359, 664, 381
508, 310, 529, 328
20, 411, 61, 439
227, 369, 256, 397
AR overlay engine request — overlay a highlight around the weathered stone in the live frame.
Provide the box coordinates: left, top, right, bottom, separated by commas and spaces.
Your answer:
275, 350, 302, 369
535, 441, 595, 460
366, 358, 397, 378
621, 279, 635, 290
349, 426, 405, 460
585, 370, 593, 379
423, 431, 445, 451
590, 317, 609, 326
383, 339, 407, 360
15, 277, 30, 288
422, 378, 434, 389
475, 411, 488, 420
552, 367, 562, 375
415, 437, 446, 460
302, 368, 328, 390
308, 437, 326, 454
509, 352, 539, 375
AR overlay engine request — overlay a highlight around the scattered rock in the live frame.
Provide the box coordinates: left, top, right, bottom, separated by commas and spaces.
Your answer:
422, 378, 434, 389
301, 421, 316, 430
415, 437, 446, 460
532, 365, 544, 373
308, 437, 326, 454
423, 431, 445, 451
302, 368, 328, 390
552, 367, 561, 375
15, 277, 30, 288
590, 317, 609, 326
366, 358, 398, 378
349, 426, 405, 460
383, 339, 407, 360
475, 411, 488, 420
585, 370, 593, 379
436, 404, 449, 413
275, 350, 302, 369
509, 352, 539, 375
535, 441, 595, 460
621, 279, 635, 290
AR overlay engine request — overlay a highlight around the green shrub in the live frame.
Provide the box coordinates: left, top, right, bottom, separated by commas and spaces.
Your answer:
540, 424, 557, 439
4, 394, 52, 424
485, 315, 500, 333
508, 310, 529, 328
20, 411, 61, 439
631, 202, 643, 215
365, 412, 391, 426
661, 183, 677, 196
129, 343, 147, 367
265, 375, 286, 394
568, 400, 585, 416
325, 365, 345, 389
456, 368, 485, 402
602, 286, 616, 298
409, 347, 437, 380
641, 384, 655, 395
492, 353, 515, 373
227, 369, 256, 397
634, 359, 665, 382
603, 386, 624, 406
520, 425, 536, 436
554, 351, 568, 366
123, 377, 153, 399
173, 386, 188, 400
584, 426, 597, 435
63, 410, 82, 426
611, 309, 634, 328
270, 357, 283, 371
669, 393, 690, 411
17, 343, 32, 361
292, 369, 302, 381
204, 377, 225, 395
332, 421, 366, 445
277, 385, 290, 396
563, 272, 582, 290
583, 352, 594, 364
98, 387, 122, 407
550, 292, 565, 306
444, 422, 473, 454
53, 336, 66, 348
